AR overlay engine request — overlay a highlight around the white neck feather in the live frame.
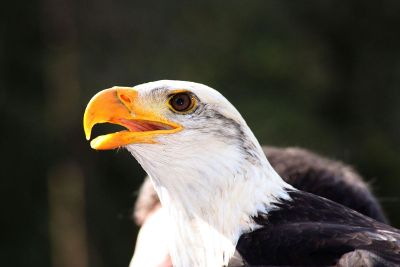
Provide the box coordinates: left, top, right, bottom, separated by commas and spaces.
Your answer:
127, 128, 293, 267
160, 165, 290, 267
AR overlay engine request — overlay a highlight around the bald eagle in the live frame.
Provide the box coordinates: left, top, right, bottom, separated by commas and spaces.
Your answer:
84, 81, 400, 267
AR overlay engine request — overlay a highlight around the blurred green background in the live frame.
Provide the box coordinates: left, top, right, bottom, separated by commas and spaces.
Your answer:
1, 1, 400, 267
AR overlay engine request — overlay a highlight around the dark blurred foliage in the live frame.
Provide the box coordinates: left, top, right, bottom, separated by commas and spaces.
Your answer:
1, 1, 400, 267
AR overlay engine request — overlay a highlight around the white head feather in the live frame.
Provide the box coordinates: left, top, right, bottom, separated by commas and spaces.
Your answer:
126, 80, 293, 267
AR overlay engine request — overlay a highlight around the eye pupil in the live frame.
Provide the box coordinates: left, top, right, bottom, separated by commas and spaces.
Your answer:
175, 97, 184, 106
169, 93, 194, 112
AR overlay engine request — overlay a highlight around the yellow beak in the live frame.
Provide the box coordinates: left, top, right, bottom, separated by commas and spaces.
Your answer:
83, 86, 182, 150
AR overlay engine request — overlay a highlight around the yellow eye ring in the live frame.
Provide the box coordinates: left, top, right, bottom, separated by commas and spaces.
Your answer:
167, 92, 197, 114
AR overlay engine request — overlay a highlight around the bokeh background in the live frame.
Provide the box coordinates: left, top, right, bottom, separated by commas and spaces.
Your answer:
2, 1, 400, 267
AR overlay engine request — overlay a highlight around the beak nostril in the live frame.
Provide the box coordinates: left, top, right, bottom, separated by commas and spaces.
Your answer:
120, 94, 131, 104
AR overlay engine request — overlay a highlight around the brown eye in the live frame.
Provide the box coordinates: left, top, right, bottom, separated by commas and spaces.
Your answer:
169, 93, 195, 113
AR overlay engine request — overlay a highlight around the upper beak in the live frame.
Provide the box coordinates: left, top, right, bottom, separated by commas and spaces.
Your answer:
83, 86, 182, 150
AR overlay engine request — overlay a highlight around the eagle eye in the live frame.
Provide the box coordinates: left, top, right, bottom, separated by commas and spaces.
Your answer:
168, 92, 196, 113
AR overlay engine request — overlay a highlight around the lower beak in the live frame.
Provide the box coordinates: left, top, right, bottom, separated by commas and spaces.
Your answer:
83, 86, 182, 150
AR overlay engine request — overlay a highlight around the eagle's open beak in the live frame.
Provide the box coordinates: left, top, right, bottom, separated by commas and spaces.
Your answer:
83, 86, 182, 150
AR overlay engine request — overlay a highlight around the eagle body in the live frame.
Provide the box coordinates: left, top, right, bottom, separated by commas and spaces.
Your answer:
84, 80, 400, 267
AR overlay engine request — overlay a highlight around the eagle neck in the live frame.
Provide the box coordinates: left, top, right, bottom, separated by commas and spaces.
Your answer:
146, 154, 292, 267
127, 119, 293, 266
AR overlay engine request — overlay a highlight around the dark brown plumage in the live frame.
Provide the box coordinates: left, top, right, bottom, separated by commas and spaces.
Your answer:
237, 191, 400, 266
264, 147, 387, 224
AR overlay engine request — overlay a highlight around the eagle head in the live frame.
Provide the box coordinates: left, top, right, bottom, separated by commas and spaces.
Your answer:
83, 80, 290, 267
84, 81, 268, 198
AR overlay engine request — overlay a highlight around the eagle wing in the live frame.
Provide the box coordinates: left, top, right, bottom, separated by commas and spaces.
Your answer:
235, 191, 400, 266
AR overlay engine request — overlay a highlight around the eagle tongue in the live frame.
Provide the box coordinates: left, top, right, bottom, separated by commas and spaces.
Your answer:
118, 118, 174, 132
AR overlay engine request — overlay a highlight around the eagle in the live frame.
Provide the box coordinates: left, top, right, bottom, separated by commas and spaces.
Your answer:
84, 80, 400, 267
